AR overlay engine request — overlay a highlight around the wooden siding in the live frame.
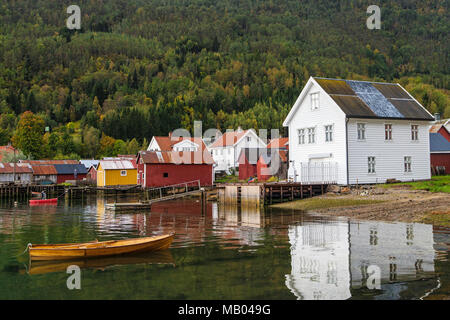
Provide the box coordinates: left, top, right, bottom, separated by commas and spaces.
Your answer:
347, 119, 431, 184
287, 79, 348, 184
97, 163, 137, 187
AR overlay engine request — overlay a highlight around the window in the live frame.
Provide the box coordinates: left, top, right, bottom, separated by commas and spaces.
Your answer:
311, 92, 319, 110
404, 156, 412, 173
298, 129, 305, 144
120, 170, 127, 176
246, 136, 251, 142
142, 173, 145, 180
385, 124, 392, 140
325, 125, 333, 142
368, 157, 376, 174
308, 128, 315, 143
163, 172, 169, 178
357, 123, 366, 140
411, 125, 419, 141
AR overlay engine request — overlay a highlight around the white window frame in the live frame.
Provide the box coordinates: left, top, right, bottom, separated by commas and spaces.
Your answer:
411, 124, 419, 141
357, 123, 366, 141
298, 129, 305, 145
307, 127, 316, 144
325, 124, 333, 142
120, 170, 127, 176
368, 157, 376, 174
385, 123, 393, 141
404, 156, 412, 173
310, 92, 320, 110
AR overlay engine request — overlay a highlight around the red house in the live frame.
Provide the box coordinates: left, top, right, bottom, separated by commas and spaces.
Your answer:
430, 124, 450, 142
53, 164, 88, 183
136, 150, 214, 188
86, 165, 98, 183
257, 150, 288, 181
430, 132, 450, 174
237, 148, 266, 181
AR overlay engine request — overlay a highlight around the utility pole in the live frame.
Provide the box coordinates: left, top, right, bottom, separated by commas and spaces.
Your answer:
13, 147, 16, 184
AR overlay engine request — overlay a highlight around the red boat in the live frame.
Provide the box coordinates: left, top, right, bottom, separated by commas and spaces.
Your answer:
29, 198, 58, 205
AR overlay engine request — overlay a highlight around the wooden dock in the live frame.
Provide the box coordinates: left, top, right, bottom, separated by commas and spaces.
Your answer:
216, 182, 332, 205
105, 180, 205, 212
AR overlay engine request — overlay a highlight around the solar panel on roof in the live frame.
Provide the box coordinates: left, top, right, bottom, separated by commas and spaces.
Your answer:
346, 81, 404, 118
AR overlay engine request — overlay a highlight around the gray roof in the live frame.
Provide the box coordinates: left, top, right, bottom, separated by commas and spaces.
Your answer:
53, 164, 88, 175
430, 133, 450, 153
314, 78, 434, 121
99, 160, 135, 170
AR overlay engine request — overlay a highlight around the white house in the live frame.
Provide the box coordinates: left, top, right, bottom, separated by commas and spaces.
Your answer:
208, 128, 267, 173
147, 134, 206, 153
283, 77, 435, 185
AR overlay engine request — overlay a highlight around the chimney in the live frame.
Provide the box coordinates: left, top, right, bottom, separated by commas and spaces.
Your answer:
168, 131, 172, 138
434, 113, 441, 121
237, 126, 243, 132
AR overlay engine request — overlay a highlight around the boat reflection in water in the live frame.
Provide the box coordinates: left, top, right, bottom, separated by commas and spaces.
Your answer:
25, 250, 174, 275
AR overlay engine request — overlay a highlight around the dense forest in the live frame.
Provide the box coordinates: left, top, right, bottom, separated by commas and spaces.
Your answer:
0, 0, 448, 159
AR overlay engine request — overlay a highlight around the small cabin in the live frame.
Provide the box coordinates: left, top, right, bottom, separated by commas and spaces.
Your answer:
97, 160, 137, 187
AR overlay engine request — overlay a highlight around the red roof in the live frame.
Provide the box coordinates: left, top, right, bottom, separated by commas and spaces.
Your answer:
0, 163, 33, 174
152, 136, 208, 152
20, 160, 79, 165
138, 150, 215, 165
267, 138, 289, 149
31, 164, 57, 175
209, 130, 249, 148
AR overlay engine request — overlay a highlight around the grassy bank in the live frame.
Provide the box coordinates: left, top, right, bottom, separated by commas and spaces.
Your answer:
420, 211, 450, 227
381, 175, 450, 193
270, 197, 386, 211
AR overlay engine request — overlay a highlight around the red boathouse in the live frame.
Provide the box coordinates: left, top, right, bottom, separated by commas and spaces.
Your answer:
137, 150, 214, 188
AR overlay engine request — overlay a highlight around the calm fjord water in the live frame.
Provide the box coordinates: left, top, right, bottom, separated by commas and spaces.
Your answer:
0, 196, 448, 300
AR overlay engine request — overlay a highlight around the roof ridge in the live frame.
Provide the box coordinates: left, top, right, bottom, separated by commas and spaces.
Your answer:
313, 76, 400, 86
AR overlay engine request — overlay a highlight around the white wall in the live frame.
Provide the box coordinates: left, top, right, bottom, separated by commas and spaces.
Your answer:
287, 80, 348, 184
349, 221, 435, 288
285, 221, 351, 300
347, 119, 431, 184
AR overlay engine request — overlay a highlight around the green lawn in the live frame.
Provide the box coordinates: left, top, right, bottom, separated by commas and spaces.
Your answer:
381, 175, 450, 193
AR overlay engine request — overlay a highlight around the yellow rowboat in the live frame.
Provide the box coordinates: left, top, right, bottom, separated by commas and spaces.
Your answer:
28, 234, 174, 261
24, 250, 175, 275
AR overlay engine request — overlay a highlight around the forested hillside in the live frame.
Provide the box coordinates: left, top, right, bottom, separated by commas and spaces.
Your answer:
0, 0, 448, 159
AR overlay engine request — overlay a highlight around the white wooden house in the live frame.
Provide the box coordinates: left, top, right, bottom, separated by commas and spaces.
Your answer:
208, 128, 267, 173
283, 77, 434, 185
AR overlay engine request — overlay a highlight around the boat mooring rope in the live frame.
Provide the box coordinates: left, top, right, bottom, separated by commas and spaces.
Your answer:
19, 243, 32, 256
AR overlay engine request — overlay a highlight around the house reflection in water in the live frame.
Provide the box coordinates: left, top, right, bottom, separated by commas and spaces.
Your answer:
349, 221, 435, 288
285, 220, 351, 300
286, 219, 436, 300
